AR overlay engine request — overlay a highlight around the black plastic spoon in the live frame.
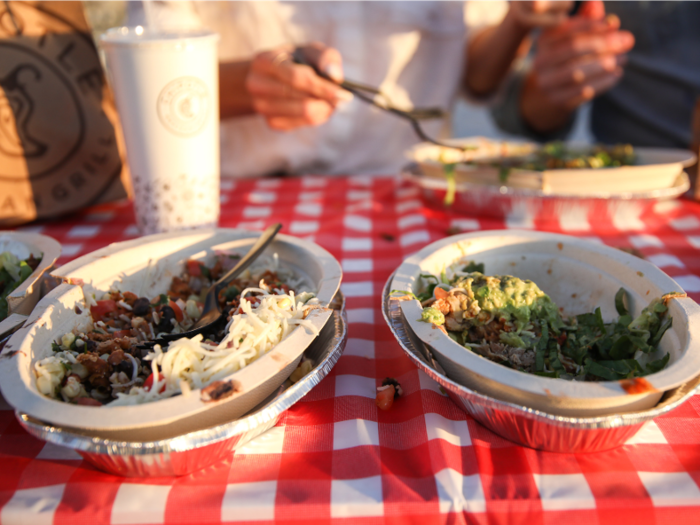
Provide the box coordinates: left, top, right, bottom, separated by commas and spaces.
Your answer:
136, 223, 282, 351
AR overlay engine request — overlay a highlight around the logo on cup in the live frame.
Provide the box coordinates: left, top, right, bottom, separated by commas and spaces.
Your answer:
157, 76, 209, 137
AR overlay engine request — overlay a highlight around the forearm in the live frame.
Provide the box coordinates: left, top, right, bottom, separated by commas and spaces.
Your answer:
219, 61, 255, 119
464, 8, 531, 97
491, 72, 576, 142
519, 72, 577, 133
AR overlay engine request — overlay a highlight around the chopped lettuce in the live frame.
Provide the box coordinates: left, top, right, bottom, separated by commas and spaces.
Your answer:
499, 332, 527, 349
0, 251, 22, 281
0, 251, 37, 321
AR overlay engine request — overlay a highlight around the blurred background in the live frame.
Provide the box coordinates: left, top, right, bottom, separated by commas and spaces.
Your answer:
452, 94, 592, 143
82, 0, 593, 146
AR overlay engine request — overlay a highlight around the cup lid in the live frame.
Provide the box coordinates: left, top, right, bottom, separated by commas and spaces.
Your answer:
100, 26, 219, 47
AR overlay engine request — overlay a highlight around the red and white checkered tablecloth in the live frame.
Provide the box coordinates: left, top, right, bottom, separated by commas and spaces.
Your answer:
3, 175, 700, 525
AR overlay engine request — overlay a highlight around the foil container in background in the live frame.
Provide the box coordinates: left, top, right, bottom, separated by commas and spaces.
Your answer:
18, 304, 347, 477
382, 276, 700, 453
402, 163, 689, 226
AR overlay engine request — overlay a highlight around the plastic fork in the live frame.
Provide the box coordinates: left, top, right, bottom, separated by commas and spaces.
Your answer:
291, 49, 469, 151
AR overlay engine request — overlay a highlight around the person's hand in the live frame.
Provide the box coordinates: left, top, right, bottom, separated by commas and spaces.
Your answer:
520, 2, 635, 133
245, 42, 353, 131
466, 1, 577, 98
508, 1, 575, 30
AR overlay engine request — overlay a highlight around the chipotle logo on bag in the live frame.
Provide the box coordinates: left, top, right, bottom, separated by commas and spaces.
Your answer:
0, 1, 128, 225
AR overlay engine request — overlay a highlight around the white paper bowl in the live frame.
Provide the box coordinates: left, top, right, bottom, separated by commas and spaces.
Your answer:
0, 231, 61, 316
391, 230, 700, 417
408, 139, 697, 195
0, 232, 62, 339
0, 229, 342, 440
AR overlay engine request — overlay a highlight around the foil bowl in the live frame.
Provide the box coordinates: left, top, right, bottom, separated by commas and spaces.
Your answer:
391, 230, 700, 417
402, 163, 690, 225
4, 228, 342, 440
382, 276, 700, 453
17, 300, 347, 477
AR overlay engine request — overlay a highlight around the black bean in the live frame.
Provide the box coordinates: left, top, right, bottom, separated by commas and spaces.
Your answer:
132, 297, 151, 317
85, 340, 98, 353
116, 359, 133, 377
157, 306, 176, 333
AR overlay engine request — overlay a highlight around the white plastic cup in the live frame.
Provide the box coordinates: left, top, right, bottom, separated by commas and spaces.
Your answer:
100, 27, 220, 235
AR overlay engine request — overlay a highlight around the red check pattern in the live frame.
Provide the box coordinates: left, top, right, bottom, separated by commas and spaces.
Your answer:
3, 174, 700, 524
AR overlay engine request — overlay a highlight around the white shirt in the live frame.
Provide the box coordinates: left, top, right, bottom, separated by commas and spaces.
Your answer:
127, 1, 507, 178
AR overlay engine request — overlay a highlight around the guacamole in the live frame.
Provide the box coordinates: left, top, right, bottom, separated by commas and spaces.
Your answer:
421, 307, 445, 326
452, 272, 564, 332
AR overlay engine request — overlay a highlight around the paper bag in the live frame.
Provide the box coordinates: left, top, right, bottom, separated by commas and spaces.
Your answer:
0, 1, 129, 225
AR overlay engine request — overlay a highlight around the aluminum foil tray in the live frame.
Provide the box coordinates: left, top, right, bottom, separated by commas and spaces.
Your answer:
402, 163, 690, 224
381, 275, 700, 453
18, 301, 347, 477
